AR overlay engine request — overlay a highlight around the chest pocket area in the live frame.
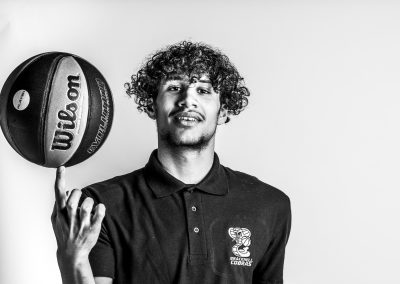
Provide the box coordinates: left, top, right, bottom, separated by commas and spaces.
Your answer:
208, 217, 257, 281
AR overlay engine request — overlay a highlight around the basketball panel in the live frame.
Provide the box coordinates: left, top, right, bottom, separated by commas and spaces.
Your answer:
1, 52, 64, 165
43, 56, 89, 168
65, 56, 114, 166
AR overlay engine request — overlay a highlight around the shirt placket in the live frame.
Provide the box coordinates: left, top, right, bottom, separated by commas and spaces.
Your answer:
183, 187, 207, 264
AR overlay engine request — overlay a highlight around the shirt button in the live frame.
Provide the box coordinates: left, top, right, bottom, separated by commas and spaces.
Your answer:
191, 206, 197, 212
194, 227, 199, 233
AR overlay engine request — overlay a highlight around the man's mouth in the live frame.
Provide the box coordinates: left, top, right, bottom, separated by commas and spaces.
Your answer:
177, 116, 197, 122
172, 111, 204, 121
172, 111, 204, 126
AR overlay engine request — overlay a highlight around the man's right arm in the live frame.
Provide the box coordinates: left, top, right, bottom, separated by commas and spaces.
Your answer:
51, 166, 110, 284
56, 254, 112, 284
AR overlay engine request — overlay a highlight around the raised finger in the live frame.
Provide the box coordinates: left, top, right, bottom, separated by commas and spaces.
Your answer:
54, 166, 67, 209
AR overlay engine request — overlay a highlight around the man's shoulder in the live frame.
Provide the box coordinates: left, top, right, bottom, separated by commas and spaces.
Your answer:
223, 165, 290, 206
81, 167, 145, 203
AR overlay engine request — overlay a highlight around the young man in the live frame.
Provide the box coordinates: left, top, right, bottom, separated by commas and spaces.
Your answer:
52, 41, 291, 284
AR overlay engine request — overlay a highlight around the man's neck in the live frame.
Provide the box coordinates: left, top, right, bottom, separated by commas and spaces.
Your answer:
157, 141, 215, 185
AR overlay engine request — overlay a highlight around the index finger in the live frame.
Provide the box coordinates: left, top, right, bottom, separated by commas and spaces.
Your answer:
55, 166, 67, 209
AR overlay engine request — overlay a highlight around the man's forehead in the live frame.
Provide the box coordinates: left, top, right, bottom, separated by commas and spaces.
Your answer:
164, 73, 211, 83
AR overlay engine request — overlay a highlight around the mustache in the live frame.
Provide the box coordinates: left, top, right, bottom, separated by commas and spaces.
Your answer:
169, 108, 204, 120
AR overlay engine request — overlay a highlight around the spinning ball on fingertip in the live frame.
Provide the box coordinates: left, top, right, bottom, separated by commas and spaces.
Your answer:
0, 52, 114, 167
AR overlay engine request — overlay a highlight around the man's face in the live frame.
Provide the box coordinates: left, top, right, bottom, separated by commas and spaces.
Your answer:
151, 74, 227, 149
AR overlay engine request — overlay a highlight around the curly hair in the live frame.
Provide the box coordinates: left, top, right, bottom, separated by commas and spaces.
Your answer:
125, 41, 250, 121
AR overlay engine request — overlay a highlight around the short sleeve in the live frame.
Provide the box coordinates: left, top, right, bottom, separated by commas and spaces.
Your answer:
253, 196, 291, 284
81, 189, 115, 278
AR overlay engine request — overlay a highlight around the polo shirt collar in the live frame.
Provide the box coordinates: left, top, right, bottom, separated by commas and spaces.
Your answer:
144, 150, 229, 198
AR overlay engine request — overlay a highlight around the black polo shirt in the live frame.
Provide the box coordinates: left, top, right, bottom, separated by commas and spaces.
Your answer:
82, 150, 291, 284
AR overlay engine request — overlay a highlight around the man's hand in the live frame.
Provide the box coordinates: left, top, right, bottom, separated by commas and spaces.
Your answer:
51, 166, 106, 284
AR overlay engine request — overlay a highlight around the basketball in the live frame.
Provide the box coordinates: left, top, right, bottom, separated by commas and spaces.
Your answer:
0, 52, 114, 167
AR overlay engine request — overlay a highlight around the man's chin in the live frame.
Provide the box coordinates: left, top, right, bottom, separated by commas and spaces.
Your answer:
162, 133, 211, 150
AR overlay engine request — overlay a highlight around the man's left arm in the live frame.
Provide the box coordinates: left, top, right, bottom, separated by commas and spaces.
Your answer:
253, 196, 292, 284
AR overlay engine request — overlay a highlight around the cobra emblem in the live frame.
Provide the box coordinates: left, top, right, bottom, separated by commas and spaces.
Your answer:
228, 227, 251, 258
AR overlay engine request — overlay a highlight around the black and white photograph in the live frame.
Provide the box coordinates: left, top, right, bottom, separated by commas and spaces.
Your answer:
0, 1, 399, 283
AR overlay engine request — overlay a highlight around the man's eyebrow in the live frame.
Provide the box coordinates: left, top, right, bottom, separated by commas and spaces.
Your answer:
165, 74, 186, 81
163, 75, 211, 84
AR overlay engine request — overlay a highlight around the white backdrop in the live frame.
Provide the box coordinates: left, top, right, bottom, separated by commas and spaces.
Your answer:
1, 1, 400, 283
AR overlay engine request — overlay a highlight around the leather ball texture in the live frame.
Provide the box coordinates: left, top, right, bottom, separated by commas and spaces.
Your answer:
0, 52, 114, 168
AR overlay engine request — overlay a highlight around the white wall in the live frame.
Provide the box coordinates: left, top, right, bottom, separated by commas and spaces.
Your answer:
1, 1, 400, 283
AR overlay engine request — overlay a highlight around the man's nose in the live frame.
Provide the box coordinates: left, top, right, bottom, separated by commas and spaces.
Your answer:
177, 87, 198, 108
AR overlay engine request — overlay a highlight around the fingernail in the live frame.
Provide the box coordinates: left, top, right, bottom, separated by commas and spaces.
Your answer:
99, 203, 106, 212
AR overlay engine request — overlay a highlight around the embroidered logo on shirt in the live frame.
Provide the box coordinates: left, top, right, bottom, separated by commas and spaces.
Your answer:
228, 227, 253, 267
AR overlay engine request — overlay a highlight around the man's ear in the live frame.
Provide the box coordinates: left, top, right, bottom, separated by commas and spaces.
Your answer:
217, 107, 229, 125
145, 103, 156, 120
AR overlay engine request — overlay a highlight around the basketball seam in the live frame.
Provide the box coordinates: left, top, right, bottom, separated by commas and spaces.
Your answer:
39, 54, 65, 166
65, 56, 93, 166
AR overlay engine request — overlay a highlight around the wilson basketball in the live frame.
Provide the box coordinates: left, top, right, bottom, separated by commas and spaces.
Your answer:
0, 52, 114, 167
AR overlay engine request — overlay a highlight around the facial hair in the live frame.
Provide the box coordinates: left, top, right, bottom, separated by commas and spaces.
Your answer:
158, 123, 217, 151
156, 107, 219, 151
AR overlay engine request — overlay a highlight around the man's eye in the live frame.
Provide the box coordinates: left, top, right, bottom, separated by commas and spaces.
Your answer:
198, 88, 211, 94
167, 86, 180, 92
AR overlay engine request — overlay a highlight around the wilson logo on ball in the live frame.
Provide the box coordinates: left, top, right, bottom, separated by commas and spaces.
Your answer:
51, 74, 81, 151
0, 52, 114, 168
